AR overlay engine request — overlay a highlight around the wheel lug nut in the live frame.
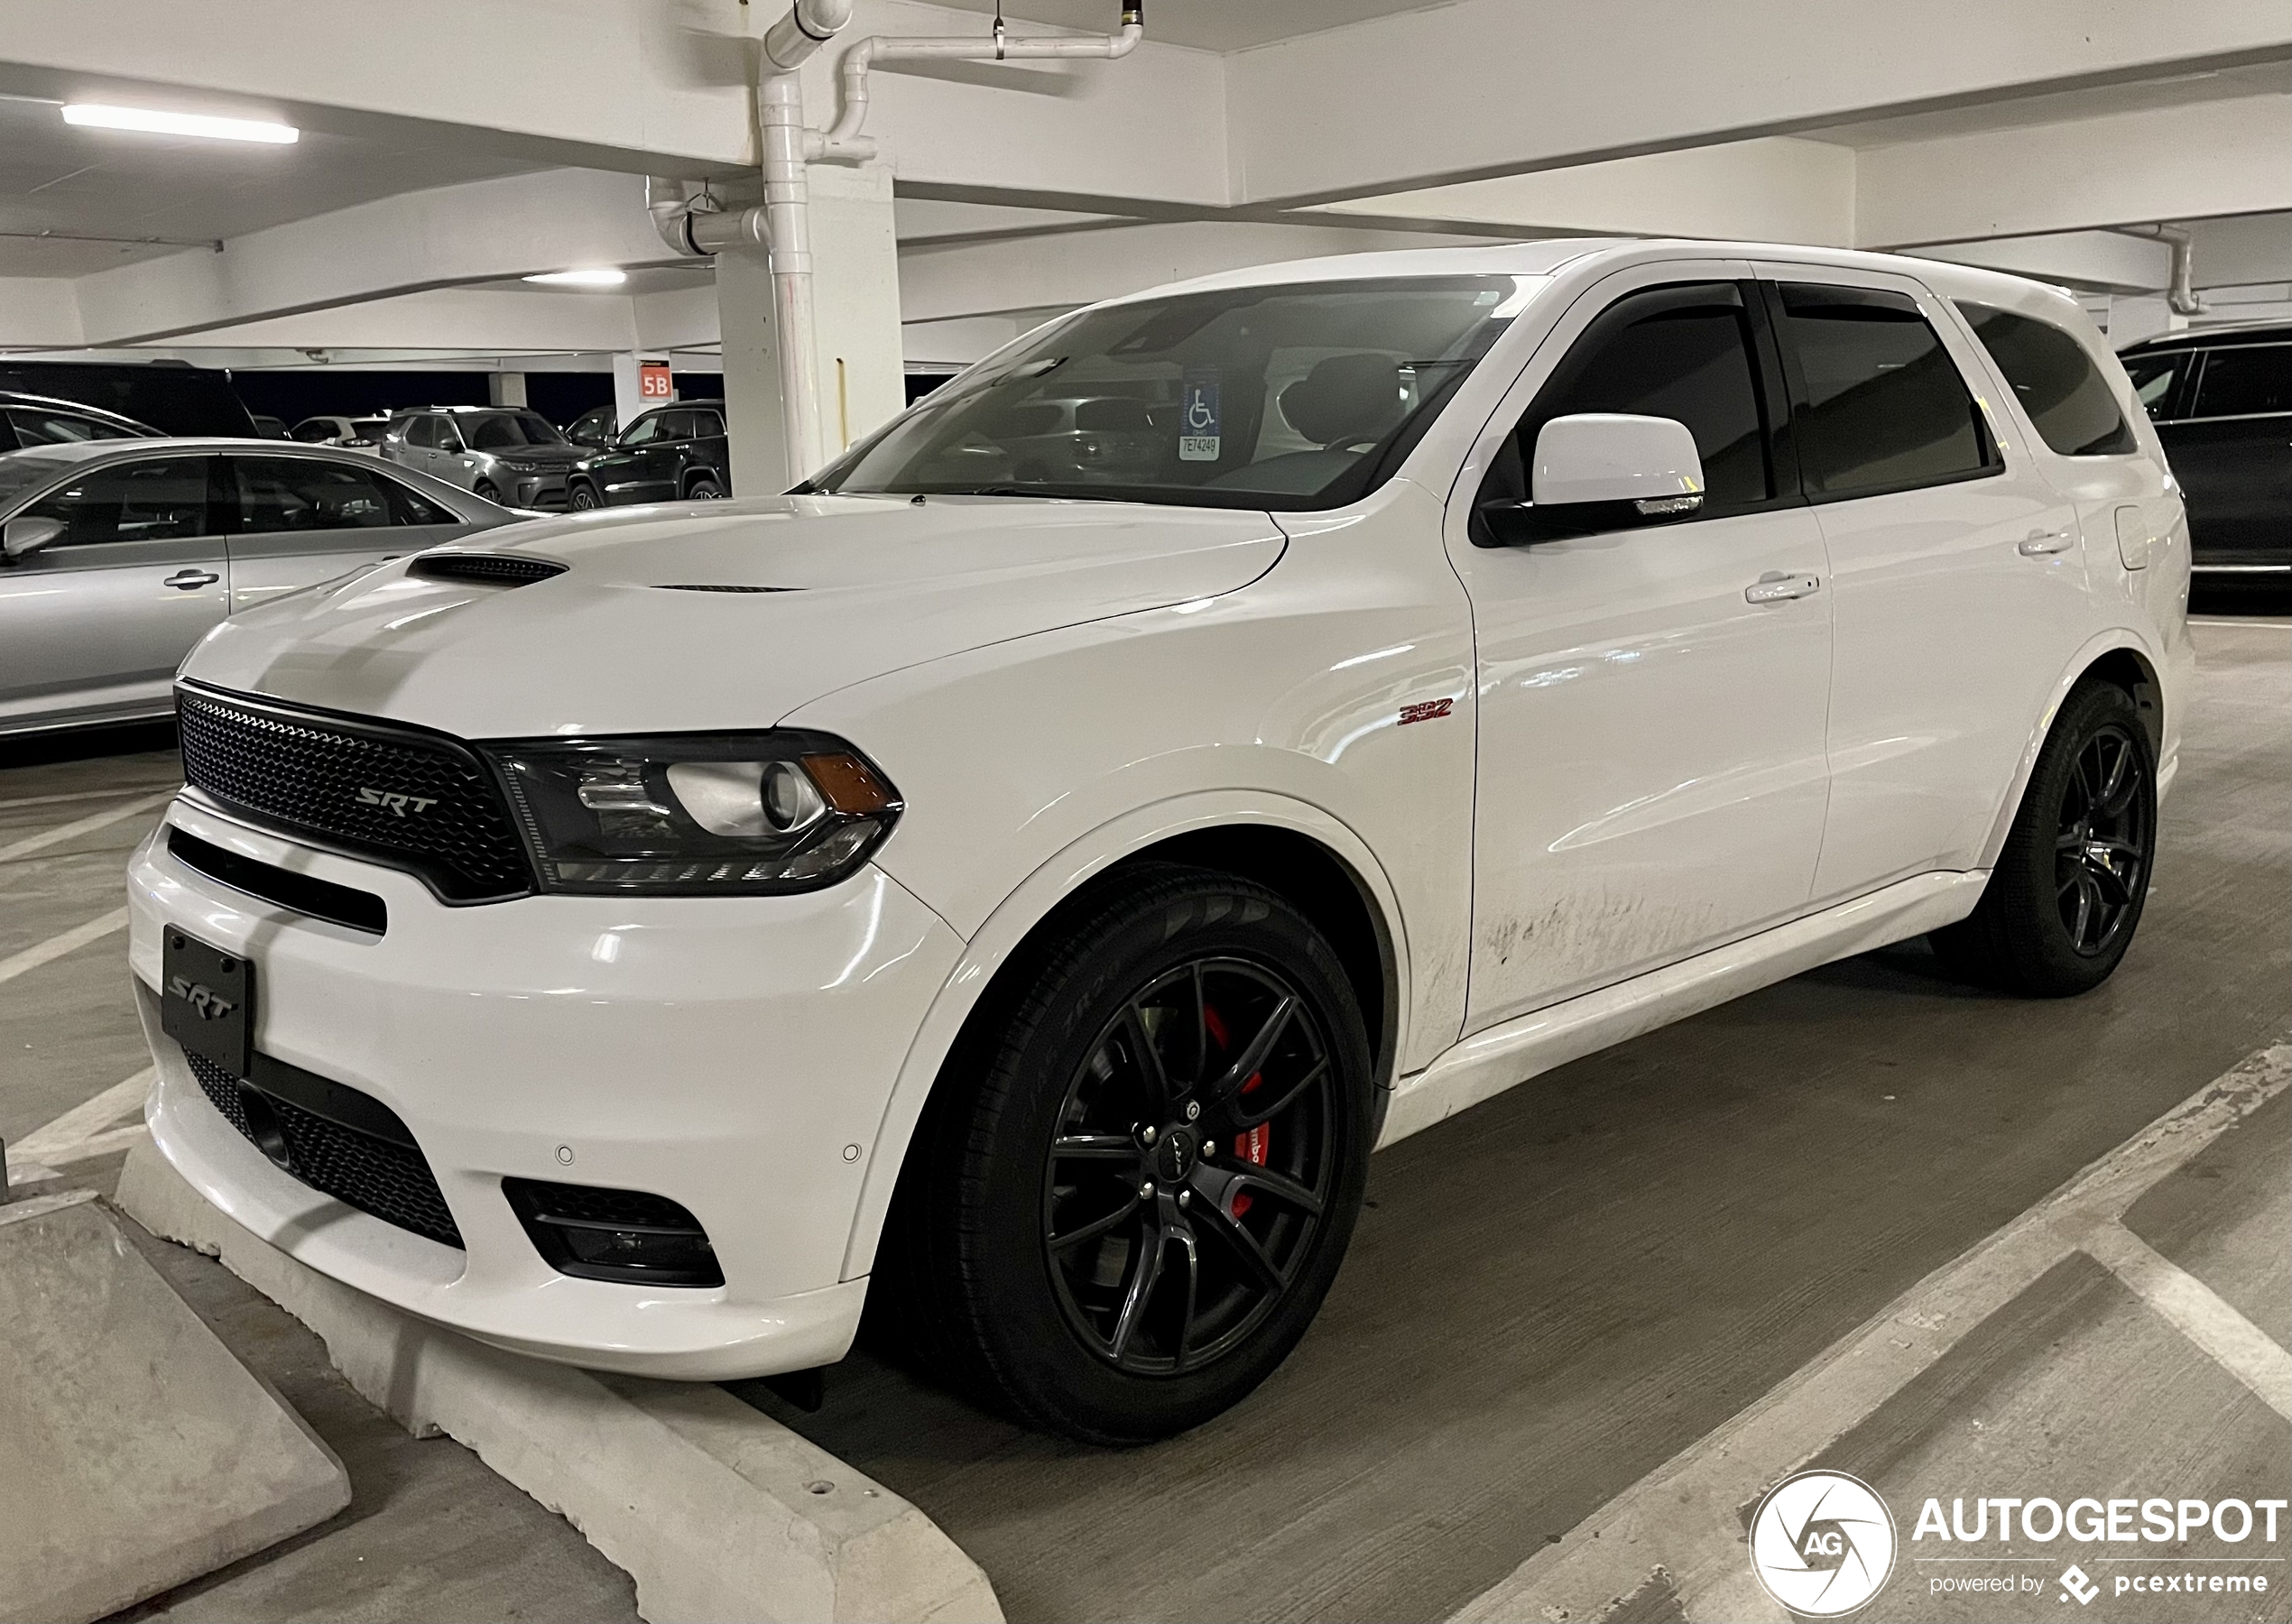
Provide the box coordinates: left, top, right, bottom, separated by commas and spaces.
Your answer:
1184, 1101, 1200, 1121
1139, 1180, 1154, 1200
1178, 1189, 1191, 1209
1141, 1125, 1157, 1145
1200, 1140, 1215, 1158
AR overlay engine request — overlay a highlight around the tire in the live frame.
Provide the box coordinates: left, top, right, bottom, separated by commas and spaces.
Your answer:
881, 866, 1374, 1444
568, 482, 600, 512
686, 475, 725, 500
1930, 681, 2157, 997
473, 480, 502, 503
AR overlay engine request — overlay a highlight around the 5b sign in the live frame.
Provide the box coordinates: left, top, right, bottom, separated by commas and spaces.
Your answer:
639, 361, 673, 401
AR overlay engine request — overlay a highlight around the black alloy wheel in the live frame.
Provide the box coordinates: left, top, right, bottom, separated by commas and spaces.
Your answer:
2054, 722, 2149, 956
880, 866, 1372, 1444
473, 479, 502, 503
568, 482, 600, 512
1044, 956, 1337, 1376
1931, 680, 2157, 996
687, 475, 725, 500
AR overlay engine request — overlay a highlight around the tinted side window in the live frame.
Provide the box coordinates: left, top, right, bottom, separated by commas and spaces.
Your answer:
1774, 284, 1996, 499
2121, 354, 2187, 421
689, 410, 725, 438
2191, 346, 2292, 419
25, 458, 212, 545
1513, 282, 1775, 512
291, 420, 336, 443
1956, 303, 2137, 457
402, 417, 437, 449
620, 413, 665, 447
234, 457, 443, 534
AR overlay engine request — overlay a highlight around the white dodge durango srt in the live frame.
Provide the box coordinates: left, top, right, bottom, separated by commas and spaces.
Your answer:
131, 239, 2191, 1443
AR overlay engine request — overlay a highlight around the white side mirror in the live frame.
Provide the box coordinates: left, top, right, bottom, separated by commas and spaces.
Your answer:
2, 515, 65, 563
1530, 412, 1705, 515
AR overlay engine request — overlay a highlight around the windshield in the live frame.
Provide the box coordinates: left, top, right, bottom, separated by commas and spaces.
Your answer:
464, 411, 566, 450
809, 275, 1530, 510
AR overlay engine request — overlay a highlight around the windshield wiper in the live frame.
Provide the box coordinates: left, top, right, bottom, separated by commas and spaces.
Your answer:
918, 484, 1130, 502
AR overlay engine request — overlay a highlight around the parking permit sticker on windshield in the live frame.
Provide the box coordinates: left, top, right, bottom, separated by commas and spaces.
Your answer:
1179, 374, 1221, 461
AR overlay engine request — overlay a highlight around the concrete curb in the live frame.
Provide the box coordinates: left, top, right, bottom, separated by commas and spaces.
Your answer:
0, 1192, 349, 1624
116, 1140, 1003, 1624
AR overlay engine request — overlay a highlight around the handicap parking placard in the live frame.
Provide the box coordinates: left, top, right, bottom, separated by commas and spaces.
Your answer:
1179, 373, 1221, 462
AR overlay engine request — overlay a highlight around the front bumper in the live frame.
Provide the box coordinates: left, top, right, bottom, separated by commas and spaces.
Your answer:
505, 471, 572, 510
130, 793, 966, 1379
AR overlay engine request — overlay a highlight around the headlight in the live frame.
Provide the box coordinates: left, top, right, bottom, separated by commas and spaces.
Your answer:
485, 732, 901, 894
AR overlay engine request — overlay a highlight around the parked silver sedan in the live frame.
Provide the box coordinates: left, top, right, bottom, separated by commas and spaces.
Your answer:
0, 438, 516, 737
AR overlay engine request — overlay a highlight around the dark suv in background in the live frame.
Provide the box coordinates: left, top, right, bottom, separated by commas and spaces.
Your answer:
2120, 322, 2289, 576
568, 400, 729, 508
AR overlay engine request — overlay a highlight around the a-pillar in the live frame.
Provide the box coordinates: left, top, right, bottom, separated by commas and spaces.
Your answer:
714, 161, 903, 496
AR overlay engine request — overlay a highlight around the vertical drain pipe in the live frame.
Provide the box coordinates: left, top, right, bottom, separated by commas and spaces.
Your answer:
754, 0, 853, 477
647, 2, 1143, 482
2117, 224, 2205, 317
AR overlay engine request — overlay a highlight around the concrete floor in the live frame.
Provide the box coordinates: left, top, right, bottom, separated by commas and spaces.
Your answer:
0, 598, 2282, 1623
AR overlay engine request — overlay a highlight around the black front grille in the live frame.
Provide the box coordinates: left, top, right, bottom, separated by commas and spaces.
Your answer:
407, 554, 567, 586
177, 685, 532, 902
187, 1050, 464, 1249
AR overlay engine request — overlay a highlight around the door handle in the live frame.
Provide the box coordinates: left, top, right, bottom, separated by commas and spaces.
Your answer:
1744, 571, 1821, 604
2018, 529, 2075, 556
163, 568, 220, 590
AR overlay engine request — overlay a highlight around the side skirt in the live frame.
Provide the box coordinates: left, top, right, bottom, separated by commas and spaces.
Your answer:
1378, 870, 1987, 1148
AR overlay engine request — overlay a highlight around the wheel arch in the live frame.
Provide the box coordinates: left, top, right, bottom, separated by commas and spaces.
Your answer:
839, 794, 1409, 1281
1976, 630, 2166, 870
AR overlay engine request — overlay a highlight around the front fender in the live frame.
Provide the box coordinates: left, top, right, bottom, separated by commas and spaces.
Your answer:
832, 789, 1412, 1283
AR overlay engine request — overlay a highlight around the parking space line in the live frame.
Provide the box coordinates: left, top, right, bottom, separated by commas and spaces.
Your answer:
2084, 1221, 2292, 1420
1450, 1039, 2290, 1624
0, 907, 130, 989
0, 789, 175, 864
8, 1066, 155, 1169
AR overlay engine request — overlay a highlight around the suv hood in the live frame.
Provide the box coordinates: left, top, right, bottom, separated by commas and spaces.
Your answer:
182, 494, 1285, 737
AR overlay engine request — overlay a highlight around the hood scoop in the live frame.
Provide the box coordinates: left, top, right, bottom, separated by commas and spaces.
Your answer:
408, 554, 568, 587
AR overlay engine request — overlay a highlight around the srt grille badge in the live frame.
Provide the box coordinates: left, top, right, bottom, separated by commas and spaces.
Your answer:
357, 787, 438, 817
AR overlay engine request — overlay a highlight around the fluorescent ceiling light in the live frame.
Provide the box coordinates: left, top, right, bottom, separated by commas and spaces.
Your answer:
61, 104, 298, 143
523, 268, 629, 288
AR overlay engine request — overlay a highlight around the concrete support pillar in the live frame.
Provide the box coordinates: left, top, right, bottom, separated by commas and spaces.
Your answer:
713, 161, 903, 495
716, 245, 796, 495
488, 371, 528, 408
609, 353, 646, 432
809, 163, 905, 465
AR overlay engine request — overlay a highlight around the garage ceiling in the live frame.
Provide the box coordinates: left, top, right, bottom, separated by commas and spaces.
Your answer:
1809, 60, 2290, 148
1003, 0, 1460, 51
0, 92, 545, 277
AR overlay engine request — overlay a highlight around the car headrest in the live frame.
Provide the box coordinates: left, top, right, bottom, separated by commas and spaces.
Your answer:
1280, 355, 1406, 448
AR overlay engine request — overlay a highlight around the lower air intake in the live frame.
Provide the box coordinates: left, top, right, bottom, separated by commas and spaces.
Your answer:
185, 1050, 464, 1249
503, 1177, 723, 1287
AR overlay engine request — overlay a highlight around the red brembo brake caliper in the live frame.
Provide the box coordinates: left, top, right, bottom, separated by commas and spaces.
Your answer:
1202, 1006, 1270, 1215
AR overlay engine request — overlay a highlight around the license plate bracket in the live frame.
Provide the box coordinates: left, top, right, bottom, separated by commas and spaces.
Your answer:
162, 929, 254, 1078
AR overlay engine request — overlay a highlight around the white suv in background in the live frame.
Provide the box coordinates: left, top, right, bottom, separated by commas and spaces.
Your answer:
129, 239, 2190, 1444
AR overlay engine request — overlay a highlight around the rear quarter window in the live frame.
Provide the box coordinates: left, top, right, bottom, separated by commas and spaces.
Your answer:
1956, 303, 2137, 456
